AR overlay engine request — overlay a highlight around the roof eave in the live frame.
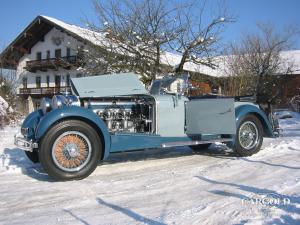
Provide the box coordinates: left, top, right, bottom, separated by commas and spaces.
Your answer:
0, 15, 95, 69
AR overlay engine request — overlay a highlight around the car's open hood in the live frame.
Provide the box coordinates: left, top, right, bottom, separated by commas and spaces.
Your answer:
71, 73, 148, 98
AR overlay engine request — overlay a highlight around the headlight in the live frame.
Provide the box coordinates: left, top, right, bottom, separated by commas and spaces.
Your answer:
52, 95, 67, 109
65, 95, 80, 106
21, 127, 29, 137
51, 95, 80, 110
40, 97, 52, 114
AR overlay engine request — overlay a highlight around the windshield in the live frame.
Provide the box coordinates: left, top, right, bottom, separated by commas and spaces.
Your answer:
149, 80, 161, 95
149, 74, 188, 95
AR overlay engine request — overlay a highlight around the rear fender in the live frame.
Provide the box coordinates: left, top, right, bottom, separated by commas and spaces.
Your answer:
235, 103, 274, 137
35, 106, 111, 159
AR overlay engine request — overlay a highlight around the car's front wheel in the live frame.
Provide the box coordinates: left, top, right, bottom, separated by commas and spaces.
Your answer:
39, 120, 102, 181
24, 150, 39, 163
233, 114, 263, 156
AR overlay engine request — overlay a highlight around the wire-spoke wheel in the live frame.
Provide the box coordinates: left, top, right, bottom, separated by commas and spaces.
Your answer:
52, 131, 92, 172
238, 121, 259, 150
39, 120, 102, 181
233, 115, 263, 156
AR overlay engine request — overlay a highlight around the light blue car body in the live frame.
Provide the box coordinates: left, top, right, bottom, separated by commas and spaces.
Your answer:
21, 73, 275, 160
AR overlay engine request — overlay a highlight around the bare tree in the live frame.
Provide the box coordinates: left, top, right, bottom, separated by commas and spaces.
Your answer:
172, 1, 233, 74
83, 0, 184, 83
84, 0, 232, 83
224, 23, 299, 103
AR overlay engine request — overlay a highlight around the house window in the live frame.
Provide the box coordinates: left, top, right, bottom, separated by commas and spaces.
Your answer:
46, 76, 50, 87
36, 52, 42, 60
55, 75, 61, 87
22, 77, 27, 88
77, 46, 84, 59
66, 74, 70, 86
55, 49, 61, 59
46, 50, 50, 59
66, 48, 71, 57
36, 76, 41, 88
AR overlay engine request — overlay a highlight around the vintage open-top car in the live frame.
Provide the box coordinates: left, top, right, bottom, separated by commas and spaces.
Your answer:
15, 73, 278, 180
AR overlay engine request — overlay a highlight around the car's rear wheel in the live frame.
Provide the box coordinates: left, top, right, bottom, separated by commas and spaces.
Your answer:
190, 144, 211, 151
39, 120, 102, 181
233, 114, 263, 156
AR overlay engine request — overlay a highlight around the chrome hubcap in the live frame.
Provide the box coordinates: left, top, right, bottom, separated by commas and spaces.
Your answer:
52, 131, 92, 172
65, 143, 80, 158
238, 121, 259, 150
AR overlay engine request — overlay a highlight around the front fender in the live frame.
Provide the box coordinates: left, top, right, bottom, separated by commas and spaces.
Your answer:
22, 109, 44, 140
35, 106, 111, 159
235, 103, 274, 137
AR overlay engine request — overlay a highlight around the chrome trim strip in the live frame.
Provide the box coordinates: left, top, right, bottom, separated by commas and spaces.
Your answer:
152, 95, 159, 134
89, 101, 136, 106
161, 138, 233, 148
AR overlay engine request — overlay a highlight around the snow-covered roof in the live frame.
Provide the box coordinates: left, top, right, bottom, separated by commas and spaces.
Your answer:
40, 16, 107, 46
220, 50, 300, 76
160, 51, 225, 77
279, 50, 300, 74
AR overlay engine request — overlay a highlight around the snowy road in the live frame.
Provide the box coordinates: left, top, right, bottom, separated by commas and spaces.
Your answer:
0, 112, 299, 225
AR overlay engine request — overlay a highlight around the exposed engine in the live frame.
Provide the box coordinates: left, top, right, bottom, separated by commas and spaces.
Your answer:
83, 97, 155, 133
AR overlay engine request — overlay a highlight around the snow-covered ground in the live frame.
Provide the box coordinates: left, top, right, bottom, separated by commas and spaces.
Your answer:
0, 112, 299, 225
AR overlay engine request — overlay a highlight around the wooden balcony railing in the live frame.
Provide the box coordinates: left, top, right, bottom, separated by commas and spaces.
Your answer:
24, 56, 82, 72
19, 86, 71, 95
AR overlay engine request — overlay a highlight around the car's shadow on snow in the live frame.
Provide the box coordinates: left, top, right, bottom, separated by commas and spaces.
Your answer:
102, 140, 275, 166
4, 143, 298, 182
3, 145, 235, 181
204, 144, 300, 170
3, 148, 53, 182
100, 143, 235, 166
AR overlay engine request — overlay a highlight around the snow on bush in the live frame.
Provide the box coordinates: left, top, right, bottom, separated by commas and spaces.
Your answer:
0, 95, 9, 117
0, 96, 20, 128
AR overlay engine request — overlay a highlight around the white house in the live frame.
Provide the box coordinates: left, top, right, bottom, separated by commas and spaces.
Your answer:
0, 16, 97, 111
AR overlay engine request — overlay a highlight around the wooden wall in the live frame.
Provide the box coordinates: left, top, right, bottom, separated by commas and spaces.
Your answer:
280, 74, 300, 106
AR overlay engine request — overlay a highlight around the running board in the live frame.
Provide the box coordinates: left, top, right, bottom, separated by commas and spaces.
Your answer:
161, 138, 233, 148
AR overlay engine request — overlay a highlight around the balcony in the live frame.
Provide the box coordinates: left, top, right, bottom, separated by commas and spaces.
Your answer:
24, 56, 82, 72
19, 86, 71, 95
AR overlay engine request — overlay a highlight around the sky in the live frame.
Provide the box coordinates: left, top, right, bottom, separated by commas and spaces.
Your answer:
0, 0, 300, 51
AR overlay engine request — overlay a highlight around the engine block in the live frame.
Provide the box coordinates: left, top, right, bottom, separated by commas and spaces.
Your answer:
85, 97, 155, 133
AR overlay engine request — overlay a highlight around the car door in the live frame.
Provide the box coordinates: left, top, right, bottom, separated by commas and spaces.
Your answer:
155, 94, 186, 137
185, 98, 236, 135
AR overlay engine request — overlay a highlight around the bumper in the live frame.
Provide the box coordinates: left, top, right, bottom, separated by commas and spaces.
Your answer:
14, 134, 38, 152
